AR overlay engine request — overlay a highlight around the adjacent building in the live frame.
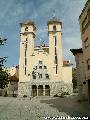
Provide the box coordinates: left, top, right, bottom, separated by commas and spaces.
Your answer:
79, 0, 90, 102
70, 48, 88, 100
18, 17, 73, 97
6, 65, 19, 96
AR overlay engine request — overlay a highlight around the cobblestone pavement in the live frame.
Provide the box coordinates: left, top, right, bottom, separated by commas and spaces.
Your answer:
40, 96, 90, 118
0, 96, 90, 120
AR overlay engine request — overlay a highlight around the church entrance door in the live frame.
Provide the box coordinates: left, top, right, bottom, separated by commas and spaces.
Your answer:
38, 85, 43, 96
31, 85, 37, 97
45, 85, 50, 96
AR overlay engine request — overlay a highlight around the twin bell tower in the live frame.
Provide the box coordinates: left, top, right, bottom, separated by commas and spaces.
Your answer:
18, 17, 73, 97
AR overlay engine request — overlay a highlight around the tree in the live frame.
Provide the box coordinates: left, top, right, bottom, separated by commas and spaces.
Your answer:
0, 68, 8, 89
72, 68, 77, 90
0, 37, 7, 45
0, 37, 7, 66
0, 37, 8, 89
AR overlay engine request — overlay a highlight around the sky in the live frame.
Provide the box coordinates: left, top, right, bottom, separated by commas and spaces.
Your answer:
0, 0, 86, 67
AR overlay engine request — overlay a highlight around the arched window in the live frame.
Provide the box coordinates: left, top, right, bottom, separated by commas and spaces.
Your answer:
25, 26, 28, 31
45, 74, 49, 79
39, 60, 42, 64
32, 71, 36, 79
33, 75, 36, 79
39, 66, 42, 69
44, 66, 47, 69
53, 25, 56, 31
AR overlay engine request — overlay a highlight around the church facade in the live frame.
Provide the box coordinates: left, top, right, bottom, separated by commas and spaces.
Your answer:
18, 17, 73, 97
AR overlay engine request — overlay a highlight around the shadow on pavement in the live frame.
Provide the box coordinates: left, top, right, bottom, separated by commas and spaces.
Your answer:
40, 96, 90, 118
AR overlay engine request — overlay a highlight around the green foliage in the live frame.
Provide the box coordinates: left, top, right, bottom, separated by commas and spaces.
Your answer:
72, 68, 77, 89
0, 37, 7, 67
0, 37, 7, 45
53, 94, 58, 97
0, 68, 8, 89
56, 92, 69, 98
0, 37, 8, 89
61, 92, 70, 96
54, 92, 70, 98
0, 57, 7, 67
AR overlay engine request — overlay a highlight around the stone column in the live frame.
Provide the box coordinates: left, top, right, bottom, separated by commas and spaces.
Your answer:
29, 85, 32, 97
43, 85, 45, 96
37, 85, 38, 96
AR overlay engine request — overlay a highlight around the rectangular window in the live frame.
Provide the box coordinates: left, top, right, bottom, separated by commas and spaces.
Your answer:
55, 36, 57, 46
53, 25, 56, 31
25, 50, 27, 58
87, 59, 90, 70
25, 43, 27, 50
56, 65, 58, 74
39, 60, 42, 64
84, 37, 89, 48
25, 67, 26, 75
33, 75, 36, 79
44, 66, 47, 69
25, 58, 27, 66
39, 74, 42, 79
45, 74, 49, 79
55, 47, 57, 55
55, 55, 58, 64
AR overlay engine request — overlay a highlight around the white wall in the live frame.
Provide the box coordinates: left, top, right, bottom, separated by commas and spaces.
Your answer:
62, 66, 72, 84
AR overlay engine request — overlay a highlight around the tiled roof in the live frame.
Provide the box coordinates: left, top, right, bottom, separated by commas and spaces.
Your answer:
79, 0, 90, 19
70, 48, 83, 55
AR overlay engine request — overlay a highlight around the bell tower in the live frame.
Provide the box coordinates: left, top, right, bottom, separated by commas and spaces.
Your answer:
19, 21, 36, 82
47, 17, 63, 77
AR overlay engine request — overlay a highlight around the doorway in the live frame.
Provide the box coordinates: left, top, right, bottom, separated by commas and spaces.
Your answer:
45, 85, 50, 96
38, 85, 43, 96
32, 85, 37, 97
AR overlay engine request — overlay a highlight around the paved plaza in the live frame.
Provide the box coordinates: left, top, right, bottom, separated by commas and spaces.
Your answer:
0, 96, 90, 120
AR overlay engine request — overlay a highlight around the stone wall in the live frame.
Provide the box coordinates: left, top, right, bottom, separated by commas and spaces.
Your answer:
18, 82, 32, 97
7, 81, 18, 97
18, 80, 73, 97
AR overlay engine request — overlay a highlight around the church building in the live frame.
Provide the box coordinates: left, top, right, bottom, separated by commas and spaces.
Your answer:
18, 17, 73, 97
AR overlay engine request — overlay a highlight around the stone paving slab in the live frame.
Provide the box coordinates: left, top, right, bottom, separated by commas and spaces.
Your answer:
0, 96, 90, 120
0, 97, 69, 120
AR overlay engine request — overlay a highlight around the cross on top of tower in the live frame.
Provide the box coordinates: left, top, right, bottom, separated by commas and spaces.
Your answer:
47, 10, 62, 25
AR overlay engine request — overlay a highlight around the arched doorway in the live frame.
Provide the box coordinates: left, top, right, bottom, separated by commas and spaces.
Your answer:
31, 85, 37, 97
38, 85, 43, 96
45, 85, 50, 96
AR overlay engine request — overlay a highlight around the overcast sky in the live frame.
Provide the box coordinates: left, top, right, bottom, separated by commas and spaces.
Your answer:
0, 0, 86, 67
